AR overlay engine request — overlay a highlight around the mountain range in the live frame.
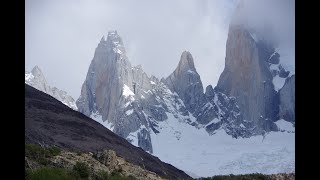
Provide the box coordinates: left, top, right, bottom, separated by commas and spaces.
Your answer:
25, 2, 295, 177
75, 25, 295, 151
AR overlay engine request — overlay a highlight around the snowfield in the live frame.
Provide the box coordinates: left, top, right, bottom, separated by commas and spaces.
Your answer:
90, 83, 295, 178
90, 111, 114, 131
150, 113, 295, 178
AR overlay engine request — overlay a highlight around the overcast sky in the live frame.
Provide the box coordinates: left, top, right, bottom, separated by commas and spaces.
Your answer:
25, 0, 294, 99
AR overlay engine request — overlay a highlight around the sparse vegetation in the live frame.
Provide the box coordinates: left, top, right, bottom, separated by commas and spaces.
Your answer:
95, 170, 139, 180
73, 161, 90, 178
76, 150, 83, 156
196, 173, 272, 180
25, 143, 61, 165
126, 175, 137, 180
25, 144, 161, 180
48, 146, 62, 156
26, 167, 137, 180
25, 167, 78, 180
96, 170, 109, 180
92, 153, 98, 159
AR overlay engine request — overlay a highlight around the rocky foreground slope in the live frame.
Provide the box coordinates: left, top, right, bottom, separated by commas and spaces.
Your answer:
25, 144, 166, 180
196, 173, 295, 180
25, 84, 190, 179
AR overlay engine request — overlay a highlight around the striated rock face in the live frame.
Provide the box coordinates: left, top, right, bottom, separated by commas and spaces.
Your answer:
76, 31, 130, 120
25, 66, 78, 110
77, 31, 185, 153
279, 75, 295, 122
216, 24, 281, 134
164, 51, 205, 113
162, 52, 254, 138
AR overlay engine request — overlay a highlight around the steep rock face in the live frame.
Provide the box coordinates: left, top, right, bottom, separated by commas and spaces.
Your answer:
216, 25, 279, 134
279, 75, 295, 122
77, 31, 190, 153
25, 66, 78, 110
76, 31, 129, 120
25, 66, 50, 92
162, 53, 254, 138
164, 51, 205, 113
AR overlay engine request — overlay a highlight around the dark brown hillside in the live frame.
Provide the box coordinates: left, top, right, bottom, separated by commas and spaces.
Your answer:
25, 84, 191, 180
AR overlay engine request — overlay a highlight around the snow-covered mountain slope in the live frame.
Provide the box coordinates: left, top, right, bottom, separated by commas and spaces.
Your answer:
151, 114, 294, 177
25, 66, 78, 110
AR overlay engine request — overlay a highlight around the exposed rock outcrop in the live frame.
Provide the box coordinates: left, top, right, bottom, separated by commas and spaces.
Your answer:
26, 148, 166, 180
164, 51, 205, 113
216, 24, 280, 134
279, 75, 295, 122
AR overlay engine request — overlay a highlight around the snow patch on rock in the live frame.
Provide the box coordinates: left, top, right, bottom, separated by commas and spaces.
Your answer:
275, 119, 295, 132
273, 75, 286, 92
90, 111, 114, 131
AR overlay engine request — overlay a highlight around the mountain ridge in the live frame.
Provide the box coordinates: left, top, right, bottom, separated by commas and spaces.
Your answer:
25, 66, 78, 110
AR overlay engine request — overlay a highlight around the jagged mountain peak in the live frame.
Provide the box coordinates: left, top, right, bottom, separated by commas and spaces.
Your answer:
95, 30, 127, 59
163, 51, 204, 115
108, 30, 118, 36
32, 65, 42, 72
176, 50, 197, 74
105, 30, 125, 55
166, 51, 202, 86
31, 65, 46, 79
205, 85, 214, 98
26, 66, 48, 91
25, 66, 78, 110
106, 30, 123, 45
100, 35, 105, 42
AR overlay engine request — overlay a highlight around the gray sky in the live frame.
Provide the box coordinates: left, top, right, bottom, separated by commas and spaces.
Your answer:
25, 0, 294, 99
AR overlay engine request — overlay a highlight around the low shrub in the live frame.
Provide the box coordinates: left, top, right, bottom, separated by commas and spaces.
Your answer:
73, 161, 90, 178
196, 173, 268, 180
25, 167, 78, 180
96, 170, 109, 180
25, 144, 61, 159
48, 146, 61, 156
